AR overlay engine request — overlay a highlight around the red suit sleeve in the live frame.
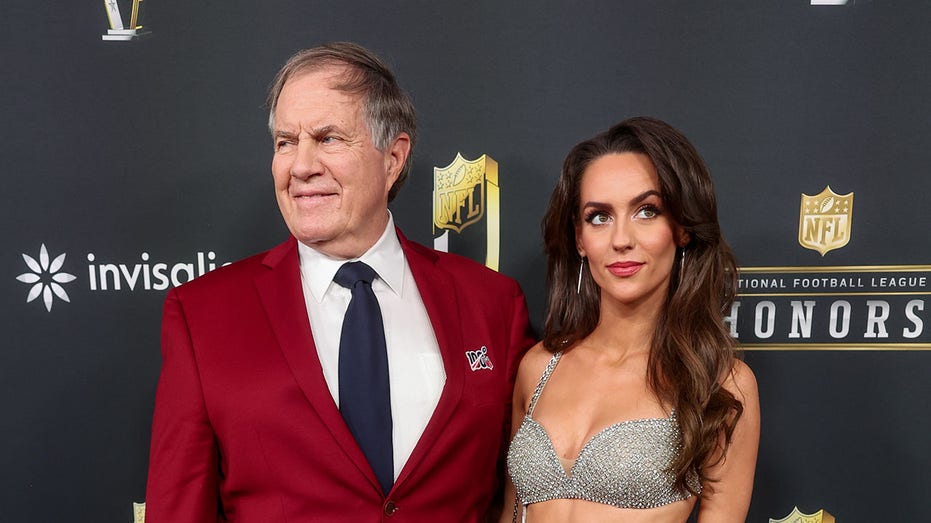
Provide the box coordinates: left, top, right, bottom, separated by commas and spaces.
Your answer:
145, 289, 220, 523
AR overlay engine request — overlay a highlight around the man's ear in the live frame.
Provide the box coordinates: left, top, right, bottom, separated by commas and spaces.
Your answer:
384, 132, 411, 188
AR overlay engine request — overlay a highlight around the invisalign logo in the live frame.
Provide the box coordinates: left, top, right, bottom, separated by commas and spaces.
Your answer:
14, 244, 232, 313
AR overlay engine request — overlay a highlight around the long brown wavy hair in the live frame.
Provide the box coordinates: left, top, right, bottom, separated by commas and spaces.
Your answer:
542, 116, 743, 495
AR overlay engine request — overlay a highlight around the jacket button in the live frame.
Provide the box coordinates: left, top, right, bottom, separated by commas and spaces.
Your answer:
384, 500, 398, 516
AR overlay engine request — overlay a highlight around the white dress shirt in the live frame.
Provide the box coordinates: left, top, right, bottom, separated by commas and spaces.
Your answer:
297, 213, 445, 480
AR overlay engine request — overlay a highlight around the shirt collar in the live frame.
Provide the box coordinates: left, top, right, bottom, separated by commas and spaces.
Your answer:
297, 212, 405, 303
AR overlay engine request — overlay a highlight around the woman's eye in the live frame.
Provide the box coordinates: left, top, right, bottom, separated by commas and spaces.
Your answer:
635, 205, 660, 219
586, 212, 611, 225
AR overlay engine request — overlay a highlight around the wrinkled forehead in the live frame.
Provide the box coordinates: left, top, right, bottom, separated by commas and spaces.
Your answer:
273, 67, 366, 126
280, 64, 362, 103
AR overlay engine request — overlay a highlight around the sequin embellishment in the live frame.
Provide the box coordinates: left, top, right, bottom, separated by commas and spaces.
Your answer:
506, 352, 700, 513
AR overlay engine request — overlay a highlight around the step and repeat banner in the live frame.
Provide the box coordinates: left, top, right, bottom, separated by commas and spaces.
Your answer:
2, 2, 929, 521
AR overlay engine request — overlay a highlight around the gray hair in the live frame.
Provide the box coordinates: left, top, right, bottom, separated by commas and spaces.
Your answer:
266, 42, 417, 201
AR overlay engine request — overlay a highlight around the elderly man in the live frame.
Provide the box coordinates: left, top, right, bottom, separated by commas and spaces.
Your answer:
145, 42, 534, 522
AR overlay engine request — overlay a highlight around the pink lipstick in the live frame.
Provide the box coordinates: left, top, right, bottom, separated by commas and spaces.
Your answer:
607, 261, 643, 277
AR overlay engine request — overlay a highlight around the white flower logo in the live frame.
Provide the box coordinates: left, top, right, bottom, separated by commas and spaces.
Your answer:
16, 244, 77, 312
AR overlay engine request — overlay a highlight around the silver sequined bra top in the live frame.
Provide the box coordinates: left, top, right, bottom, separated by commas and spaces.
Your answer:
506, 351, 700, 514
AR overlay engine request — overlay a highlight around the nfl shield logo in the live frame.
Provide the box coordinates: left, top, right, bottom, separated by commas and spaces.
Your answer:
769, 506, 835, 523
432, 152, 501, 270
798, 186, 853, 256
434, 153, 495, 233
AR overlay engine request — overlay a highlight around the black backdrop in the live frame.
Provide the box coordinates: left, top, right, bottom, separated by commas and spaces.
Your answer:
2, 2, 929, 521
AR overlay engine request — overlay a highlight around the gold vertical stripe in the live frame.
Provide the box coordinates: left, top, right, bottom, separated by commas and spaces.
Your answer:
130, 0, 142, 29
483, 156, 499, 271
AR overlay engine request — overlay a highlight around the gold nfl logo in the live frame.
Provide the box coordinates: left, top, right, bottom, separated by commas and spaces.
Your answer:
769, 506, 835, 523
433, 153, 500, 270
798, 186, 853, 256
433, 153, 494, 233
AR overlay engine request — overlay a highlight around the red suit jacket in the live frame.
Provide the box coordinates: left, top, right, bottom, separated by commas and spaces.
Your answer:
145, 232, 535, 522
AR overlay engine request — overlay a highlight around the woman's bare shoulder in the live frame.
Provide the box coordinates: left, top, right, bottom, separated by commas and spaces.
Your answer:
723, 358, 759, 405
513, 342, 556, 404
517, 342, 555, 378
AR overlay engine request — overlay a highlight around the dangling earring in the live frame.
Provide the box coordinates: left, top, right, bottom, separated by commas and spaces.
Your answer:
577, 257, 585, 294
678, 248, 686, 286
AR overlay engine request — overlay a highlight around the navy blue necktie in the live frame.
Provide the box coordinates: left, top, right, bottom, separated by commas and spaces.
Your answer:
334, 261, 393, 495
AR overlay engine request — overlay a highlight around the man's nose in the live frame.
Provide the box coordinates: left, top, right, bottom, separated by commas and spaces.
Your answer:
290, 141, 324, 179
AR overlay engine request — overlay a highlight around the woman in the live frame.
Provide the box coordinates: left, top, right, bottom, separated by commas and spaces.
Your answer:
504, 117, 759, 522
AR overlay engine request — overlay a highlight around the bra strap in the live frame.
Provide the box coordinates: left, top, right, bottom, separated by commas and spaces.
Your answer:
526, 351, 562, 416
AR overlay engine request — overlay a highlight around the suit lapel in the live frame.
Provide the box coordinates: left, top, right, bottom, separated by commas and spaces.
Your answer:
254, 237, 381, 492
394, 232, 466, 487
